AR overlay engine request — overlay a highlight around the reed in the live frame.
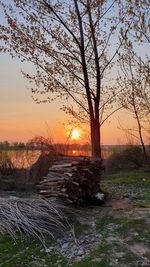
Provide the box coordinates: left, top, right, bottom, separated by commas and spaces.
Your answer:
0, 196, 69, 243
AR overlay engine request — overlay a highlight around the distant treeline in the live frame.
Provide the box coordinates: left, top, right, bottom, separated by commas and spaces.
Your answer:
0, 141, 91, 151
0, 141, 26, 150
0, 141, 149, 152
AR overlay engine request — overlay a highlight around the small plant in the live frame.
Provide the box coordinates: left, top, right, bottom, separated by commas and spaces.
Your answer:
0, 150, 15, 176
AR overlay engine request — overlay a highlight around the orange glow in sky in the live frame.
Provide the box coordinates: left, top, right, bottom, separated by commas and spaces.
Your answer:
0, 55, 148, 145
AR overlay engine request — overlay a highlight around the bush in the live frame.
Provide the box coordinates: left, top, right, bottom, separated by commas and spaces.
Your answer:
105, 145, 144, 173
0, 151, 31, 191
0, 151, 15, 176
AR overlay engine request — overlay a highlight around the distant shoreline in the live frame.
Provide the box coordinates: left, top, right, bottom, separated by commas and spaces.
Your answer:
0, 143, 150, 151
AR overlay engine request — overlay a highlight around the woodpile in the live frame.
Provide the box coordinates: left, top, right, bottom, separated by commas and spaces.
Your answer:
37, 158, 104, 206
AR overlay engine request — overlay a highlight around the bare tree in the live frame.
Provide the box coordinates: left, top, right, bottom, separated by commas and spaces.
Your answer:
0, 0, 148, 157
117, 49, 150, 166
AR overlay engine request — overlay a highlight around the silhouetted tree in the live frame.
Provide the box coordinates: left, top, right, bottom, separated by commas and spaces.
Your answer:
117, 49, 150, 166
0, 0, 149, 157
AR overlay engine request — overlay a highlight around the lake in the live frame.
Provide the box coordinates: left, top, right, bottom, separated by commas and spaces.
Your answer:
1, 146, 119, 168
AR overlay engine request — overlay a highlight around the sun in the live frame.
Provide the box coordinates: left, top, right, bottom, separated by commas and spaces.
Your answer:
71, 129, 81, 140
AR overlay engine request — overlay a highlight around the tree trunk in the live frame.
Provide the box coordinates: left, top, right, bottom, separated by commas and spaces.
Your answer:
132, 93, 149, 167
136, 114, 149, 167
90, 118, 101, 158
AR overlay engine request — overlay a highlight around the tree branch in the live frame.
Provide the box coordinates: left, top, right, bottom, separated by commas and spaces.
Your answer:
42, 0, 81, 48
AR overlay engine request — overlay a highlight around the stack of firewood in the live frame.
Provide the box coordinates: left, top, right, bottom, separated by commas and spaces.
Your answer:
37, 158, 104, 206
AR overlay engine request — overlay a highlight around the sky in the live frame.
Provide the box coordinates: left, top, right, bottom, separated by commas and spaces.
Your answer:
0, 1, 149, 145
0, 53, 136, 145
0, 54, 69, 143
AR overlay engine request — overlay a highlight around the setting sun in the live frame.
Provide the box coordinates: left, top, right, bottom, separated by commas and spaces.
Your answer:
71, 129, 81, 140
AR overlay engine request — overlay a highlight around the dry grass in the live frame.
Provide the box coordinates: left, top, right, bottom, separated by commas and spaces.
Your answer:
0, 196, 69, 244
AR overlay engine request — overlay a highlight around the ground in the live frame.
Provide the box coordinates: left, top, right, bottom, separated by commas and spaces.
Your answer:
0, 170, 150, 267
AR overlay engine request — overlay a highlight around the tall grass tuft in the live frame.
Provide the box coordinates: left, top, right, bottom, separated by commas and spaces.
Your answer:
0, 150, 15, 176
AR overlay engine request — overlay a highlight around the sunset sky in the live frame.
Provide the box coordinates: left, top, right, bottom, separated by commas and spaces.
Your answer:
0, 54, 67, 143
0, 1, 149, 145
0, 53, 136, 145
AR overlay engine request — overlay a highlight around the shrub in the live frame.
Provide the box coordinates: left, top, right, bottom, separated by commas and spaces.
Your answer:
105, 145, 144, 173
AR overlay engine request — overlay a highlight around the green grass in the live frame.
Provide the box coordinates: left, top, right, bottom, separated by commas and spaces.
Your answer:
72, 214, 150, 267
0, 235, 67, 267
102, 170, 150, 207
0, 170, 150, 267
0, 217, 149, 267
72, 250, 108, 267
95, 215, 150, 267
134, 191, 150, 208
103, 170, 150, 185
